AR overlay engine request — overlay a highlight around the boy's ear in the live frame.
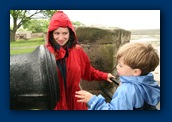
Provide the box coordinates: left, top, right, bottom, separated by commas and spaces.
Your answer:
133, 69, 142, 76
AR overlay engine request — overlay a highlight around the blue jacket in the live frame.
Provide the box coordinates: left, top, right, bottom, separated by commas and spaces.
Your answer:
87, 73, 160, 110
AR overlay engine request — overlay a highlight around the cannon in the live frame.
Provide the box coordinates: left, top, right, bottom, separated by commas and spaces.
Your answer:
10, 45, 59, 110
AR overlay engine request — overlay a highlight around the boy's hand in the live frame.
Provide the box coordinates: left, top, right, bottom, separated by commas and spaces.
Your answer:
75, 90, 93, 103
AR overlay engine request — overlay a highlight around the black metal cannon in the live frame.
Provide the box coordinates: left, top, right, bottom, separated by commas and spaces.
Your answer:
10, 45, 59, 110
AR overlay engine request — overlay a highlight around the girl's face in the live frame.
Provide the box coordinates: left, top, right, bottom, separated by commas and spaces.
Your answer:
53, 27, 70, 46
116, 57, 134, 76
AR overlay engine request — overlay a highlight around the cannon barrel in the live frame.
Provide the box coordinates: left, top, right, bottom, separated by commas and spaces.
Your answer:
10, 45, 59, 110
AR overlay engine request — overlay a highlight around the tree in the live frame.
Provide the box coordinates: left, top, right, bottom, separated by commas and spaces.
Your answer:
23, 19, 49, 33
10, 10, 57, 41
72, 21, 85, 26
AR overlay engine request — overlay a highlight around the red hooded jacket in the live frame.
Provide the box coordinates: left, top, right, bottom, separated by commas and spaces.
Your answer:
45, 11, 108, 110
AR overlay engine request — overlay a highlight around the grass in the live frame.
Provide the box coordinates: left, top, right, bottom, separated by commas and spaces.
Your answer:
10, 38, 45, 55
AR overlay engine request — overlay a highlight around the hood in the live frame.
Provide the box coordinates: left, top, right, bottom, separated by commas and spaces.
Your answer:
46, 11, 77, 46
120, 73, 160, 106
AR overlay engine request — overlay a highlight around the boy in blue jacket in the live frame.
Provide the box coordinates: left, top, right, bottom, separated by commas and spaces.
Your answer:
75, 42, 160, 110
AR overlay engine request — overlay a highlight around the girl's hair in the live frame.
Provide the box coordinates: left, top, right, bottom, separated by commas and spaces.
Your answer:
116, 42, 159, 75
49, 27, 77, 50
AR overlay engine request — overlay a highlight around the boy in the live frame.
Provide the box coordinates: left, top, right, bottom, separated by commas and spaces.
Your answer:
75, 42, 160, 110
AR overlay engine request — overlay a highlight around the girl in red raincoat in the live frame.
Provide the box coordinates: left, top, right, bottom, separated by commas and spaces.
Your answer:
45, 11, 115, 110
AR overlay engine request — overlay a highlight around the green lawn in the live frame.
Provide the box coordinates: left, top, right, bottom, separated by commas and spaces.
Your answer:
10, 38, 45, 55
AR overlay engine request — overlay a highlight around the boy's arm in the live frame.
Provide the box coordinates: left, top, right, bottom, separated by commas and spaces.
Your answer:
75, 85, 135, 110
75, 90, 114, 110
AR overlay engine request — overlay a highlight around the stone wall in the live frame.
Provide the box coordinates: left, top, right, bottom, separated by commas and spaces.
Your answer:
75, 27, 131, 102
15, 32, 44, 40
15, 31, 32, 40
31, 33, 44, 39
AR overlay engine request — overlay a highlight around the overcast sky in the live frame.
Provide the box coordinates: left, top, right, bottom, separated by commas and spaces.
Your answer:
62, 10, 160, 30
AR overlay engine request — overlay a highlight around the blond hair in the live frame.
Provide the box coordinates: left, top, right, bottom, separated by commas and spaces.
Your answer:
116, 42, 159, 75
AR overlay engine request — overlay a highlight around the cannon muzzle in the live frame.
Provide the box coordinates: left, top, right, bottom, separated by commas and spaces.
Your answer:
10, 45, 59, 110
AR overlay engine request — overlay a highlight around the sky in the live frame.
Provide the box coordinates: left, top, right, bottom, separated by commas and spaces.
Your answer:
62, 10, 160, 30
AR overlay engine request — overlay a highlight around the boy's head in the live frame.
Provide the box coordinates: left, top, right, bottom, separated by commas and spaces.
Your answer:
116, 42, 159, 76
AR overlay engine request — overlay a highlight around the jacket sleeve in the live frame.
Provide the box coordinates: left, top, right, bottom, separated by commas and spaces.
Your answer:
79, 47, 108, 81
87, 84, 137, 110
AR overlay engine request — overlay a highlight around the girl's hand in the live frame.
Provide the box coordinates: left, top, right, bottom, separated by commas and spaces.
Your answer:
75, 90, 93, 103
